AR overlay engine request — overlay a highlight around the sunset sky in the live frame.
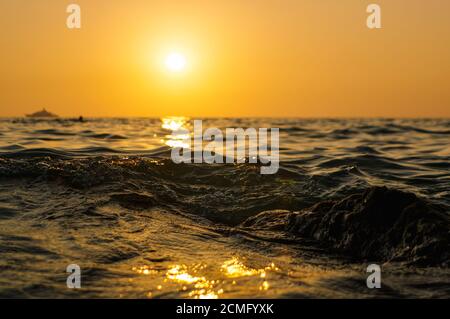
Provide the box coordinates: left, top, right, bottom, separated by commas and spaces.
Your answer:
1, 0, 449, 117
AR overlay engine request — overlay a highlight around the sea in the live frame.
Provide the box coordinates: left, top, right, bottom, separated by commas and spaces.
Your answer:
0, 117, 448, 298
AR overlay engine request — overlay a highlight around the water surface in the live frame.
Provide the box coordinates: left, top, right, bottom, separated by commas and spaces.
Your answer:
0, 118, 449, 298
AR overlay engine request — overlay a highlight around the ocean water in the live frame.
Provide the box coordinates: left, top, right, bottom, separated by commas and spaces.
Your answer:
0, 117, 448, 298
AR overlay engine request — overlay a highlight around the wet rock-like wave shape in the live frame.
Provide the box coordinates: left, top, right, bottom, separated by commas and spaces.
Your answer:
1, 154, 448, 266
242, 187, 449, 266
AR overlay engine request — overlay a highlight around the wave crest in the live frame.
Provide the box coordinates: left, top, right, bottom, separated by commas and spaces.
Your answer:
242, 186, 449, 266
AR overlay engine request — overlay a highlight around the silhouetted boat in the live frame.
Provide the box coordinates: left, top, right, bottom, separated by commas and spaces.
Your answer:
26, 108, 58, 118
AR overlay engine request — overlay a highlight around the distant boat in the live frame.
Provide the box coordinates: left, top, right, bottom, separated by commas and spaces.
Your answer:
26, 108, 58, 118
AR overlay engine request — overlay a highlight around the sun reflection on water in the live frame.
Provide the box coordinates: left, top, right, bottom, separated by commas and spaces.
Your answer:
166, 264, 220, 299
132, 265, 158, 275
161, 117, 191, 149
161, 117, 187, 131
132, 257, 280, 299
221, 257, 279, 278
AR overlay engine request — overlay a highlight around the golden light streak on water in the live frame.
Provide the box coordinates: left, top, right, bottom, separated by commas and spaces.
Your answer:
161, 116, 191, 149
161, 117, 187, 131
165, 265, 219, 299
221, 257, 279, 279
131, 257, 281, 299
131, 265, 158, 275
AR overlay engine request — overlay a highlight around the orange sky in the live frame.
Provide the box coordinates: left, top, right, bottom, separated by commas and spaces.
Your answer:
1, 0, 449, 117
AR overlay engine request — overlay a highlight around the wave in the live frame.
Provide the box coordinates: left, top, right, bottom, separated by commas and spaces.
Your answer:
386, 123, 450, 135
1, 118, 449, 298
1, 117, 449, 270
241, 186, 449, 266
82, 133, 127, 140
33, 129, 77, 136
1, 153, 448, 267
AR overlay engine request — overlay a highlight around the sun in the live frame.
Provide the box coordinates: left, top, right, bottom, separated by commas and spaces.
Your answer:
165, 52, 187, 72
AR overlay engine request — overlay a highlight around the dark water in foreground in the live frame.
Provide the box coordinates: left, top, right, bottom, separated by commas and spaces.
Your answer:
0, 117, 449, 298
